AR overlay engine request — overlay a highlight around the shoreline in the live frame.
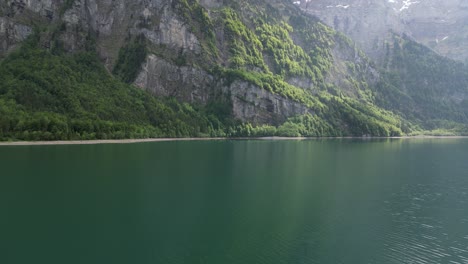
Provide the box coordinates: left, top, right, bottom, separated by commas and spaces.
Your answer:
1, 135, 468, 146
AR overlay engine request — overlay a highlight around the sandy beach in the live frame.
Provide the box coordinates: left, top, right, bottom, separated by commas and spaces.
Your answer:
0, 136, 467, 146
0, 138, 227, 146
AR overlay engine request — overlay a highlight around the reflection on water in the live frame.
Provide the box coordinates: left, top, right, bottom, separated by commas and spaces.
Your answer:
1, 139, 468, 264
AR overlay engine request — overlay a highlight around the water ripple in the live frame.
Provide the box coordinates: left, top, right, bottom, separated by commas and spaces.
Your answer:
380, 182, 468, 263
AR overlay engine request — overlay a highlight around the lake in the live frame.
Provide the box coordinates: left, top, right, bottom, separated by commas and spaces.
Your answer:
1, 139, 468, 264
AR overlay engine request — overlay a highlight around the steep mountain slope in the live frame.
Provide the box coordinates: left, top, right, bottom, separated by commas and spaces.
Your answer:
297, 0, 468, 134
0, 0, 466, 140
297, 0, 404, 63
298, 0, 468, 64
398, 0, 468, 63
376, 35, 468, 129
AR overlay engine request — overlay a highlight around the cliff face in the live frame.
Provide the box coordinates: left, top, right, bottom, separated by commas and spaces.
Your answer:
1, 0, 382, 125
400, 0, 468, 63
298, 0, 403, 64
299, 0, 468, 64
134, 55, 312, 124
0, 0, 44, 57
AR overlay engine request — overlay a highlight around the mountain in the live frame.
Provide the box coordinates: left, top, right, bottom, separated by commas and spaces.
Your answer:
298, 0, 468, 131
0, 0, 466, 140
298, 0, 468, 64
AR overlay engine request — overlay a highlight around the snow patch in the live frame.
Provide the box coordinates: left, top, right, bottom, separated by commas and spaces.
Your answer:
388, 0, 422, 12
400, 0, 421, 12
293, 0, 311, 4
435, 36, 448, 44
326, 4, 350, 9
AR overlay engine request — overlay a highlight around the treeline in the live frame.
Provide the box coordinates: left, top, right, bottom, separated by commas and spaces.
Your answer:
377, 35, 468, 126
0, 101, 158, 140
0, 44, 410, 141
0, 42, 342, 141
0, 45, 227, 141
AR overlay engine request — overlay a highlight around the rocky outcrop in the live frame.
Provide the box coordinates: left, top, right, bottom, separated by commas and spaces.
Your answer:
139, 5, 202, 54
0, 0, 58, 57
135, 55, 311, 124
227, 80, 312, 125
2, 0, 58, 19
199, 0, 223, 9
25, 0, 56, 18
54, 0, 203, 66
135, 54, 214, 103
0, 17, 32, 57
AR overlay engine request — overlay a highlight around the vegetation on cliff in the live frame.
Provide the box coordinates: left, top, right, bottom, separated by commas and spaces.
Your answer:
0, 44, 405, 140
0, 42, 227, 140
376, 35, 468, 132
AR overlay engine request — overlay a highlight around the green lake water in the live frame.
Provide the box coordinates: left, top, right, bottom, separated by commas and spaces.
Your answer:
1, 139, 468, 264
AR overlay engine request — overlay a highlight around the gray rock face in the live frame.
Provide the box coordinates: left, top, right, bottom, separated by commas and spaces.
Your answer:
135, 54, 213, 103
0, 17, 32, 57
298, 0, 468, 63
3, 0, 57, 19
55, 0, 202, 66
199, 0, 223, 9
135, 55, 311, 124
24, 0, 56, 17
227, 80, 312, 124
0, 0, 59, 57
140, 5, 201, 54
300, 0, 404, 64
399, 0, 468, 63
